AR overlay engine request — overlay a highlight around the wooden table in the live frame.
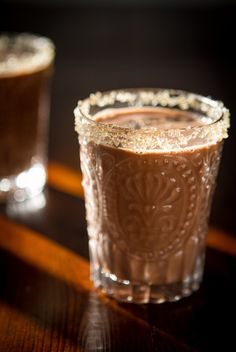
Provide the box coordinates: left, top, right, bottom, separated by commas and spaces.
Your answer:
0, 162, 236, 352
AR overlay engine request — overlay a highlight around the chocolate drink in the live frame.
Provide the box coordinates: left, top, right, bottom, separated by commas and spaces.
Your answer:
0, 66, 51, 178
80, 107, 222, 301
0, 34, 54, 202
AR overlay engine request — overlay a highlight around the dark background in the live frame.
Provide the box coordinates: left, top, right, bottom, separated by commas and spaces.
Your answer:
1, 0, 236, 234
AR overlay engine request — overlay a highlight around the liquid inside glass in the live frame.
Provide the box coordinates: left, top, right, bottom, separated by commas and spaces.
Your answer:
0, 34, 54, 202
79, 106, 222, 303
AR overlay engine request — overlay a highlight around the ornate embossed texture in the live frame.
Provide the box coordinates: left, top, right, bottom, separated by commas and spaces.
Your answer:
80, 139, 222, 288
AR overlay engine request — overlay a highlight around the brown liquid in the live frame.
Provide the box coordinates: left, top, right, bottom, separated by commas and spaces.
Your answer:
0, 66, 51, 177
80, 108, 222, 298
95, 107, 211, 129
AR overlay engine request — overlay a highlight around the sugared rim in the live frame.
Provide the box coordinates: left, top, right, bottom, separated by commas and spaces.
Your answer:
74, 88, 230, 151
0, 33, 55, 77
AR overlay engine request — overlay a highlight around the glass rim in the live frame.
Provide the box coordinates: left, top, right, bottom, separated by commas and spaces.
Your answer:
0, 32, 55, 77
74, 88, 230, 151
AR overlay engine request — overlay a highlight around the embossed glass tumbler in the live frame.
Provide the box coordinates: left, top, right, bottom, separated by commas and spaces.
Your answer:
0, 33, 54, 202
74, 89, 230, 303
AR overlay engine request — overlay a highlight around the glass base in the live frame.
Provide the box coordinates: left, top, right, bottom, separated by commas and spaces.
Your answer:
0, 162, 46, 203
92, 268, 201, 304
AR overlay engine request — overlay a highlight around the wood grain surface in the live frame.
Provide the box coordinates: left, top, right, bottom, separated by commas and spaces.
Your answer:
1, 162, 236, 351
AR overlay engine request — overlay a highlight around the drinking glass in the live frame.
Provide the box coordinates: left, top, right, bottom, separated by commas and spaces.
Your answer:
74, 89, 230, 303
0, 33, 55, 202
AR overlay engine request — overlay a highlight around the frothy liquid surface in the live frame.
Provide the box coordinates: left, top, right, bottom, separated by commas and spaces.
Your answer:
95, 107, 212, 130
80, 107, 222, 297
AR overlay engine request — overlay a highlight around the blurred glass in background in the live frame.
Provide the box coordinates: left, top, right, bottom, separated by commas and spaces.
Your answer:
0, 33, 54, 202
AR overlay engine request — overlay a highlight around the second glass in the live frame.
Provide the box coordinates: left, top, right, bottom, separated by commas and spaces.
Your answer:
74, 89, 230, 303
0, 33, 54, 202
